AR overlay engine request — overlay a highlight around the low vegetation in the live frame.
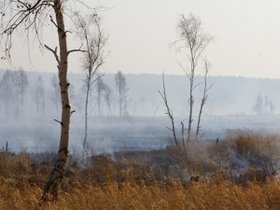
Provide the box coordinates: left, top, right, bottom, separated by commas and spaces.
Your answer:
0, 133, 279, 209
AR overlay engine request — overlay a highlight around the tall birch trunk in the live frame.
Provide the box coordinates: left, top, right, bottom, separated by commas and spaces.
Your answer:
83, 80, 90, 157
42, 0, 71, 201
187, 55, 195, 144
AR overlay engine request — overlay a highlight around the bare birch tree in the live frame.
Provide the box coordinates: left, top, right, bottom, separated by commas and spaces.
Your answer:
159, 73, 179, 145
103, 83, 112, 116
0, 70, 17, 118
96, 77, 106, 117
1, 71, 15, 118
176, 14, 212, 144
34, 76, 45, 116
74, 13, 106, 157
115, 71, 128, 117
195, 60, 212, 141
96, 78, 112, 117
50, 74, 60, 116
15, 68, 28, 116
0, 0, 94, 203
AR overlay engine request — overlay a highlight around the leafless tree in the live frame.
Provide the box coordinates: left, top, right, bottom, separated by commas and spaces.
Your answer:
159, 73, 178, 145
0, 69, 28, 118
0, 0, 94, 203
50, 74, 60, 116
74, 13, 106, 157
252, 94, 275, 114
175, 14, 212, 144
96, 76, 106, 117
103, 83, 112, 117
115, 71, 128, 117
95, 77, 112, 117
34, 76, 45, 116
0, 70, 16, 118
15, 68, 29, 116
252, 94, 264, 114
195, 60, 212, 141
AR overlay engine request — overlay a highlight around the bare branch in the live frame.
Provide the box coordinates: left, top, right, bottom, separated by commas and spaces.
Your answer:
67, 44, 87, 55
44, 44, 60, 64
49, 15, 59, 28
54, 119, 63, 126
195, 59, 212, 141
90, 73, 104, 86
159, 72, 178, 145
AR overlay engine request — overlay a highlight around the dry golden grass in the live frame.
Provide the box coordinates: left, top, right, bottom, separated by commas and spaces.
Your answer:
0, 133, 279, 209
0, 179, 279, 210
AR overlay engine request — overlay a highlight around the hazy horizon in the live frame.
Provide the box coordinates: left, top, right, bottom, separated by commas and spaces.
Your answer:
1, 0, 280, 79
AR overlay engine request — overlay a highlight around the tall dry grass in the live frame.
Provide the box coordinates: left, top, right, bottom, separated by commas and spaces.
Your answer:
0, 133, 279, 209
0, 179, 279, 210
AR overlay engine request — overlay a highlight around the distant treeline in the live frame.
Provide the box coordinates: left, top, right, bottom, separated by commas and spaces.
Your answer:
0, 69, 279, 118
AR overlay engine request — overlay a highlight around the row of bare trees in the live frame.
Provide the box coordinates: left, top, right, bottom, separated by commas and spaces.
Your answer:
0, 69, 28, 117
0, 70, 65, 118
252, 94, 274, 114
160, 14, 213, 146
0, 69, 57, 118
0, 69, 129, 119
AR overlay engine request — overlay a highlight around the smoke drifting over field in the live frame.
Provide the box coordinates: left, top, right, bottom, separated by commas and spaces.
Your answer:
0, 69, 280, 153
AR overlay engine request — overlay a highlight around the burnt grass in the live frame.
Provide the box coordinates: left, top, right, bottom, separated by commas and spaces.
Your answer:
2, 133, 278, 191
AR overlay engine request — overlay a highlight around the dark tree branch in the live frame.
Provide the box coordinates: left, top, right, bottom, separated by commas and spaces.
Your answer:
67, 43, 87, 55
159, 72, 178, 146
195, 59, 212, 141
54, 119, 63, 126
44, 44, 60, 64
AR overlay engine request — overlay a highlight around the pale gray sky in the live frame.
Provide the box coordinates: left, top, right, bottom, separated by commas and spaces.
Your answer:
1, 0, 280, 78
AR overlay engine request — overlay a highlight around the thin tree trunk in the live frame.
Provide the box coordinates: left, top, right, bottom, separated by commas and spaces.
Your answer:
83, 80, 90, 156
42, 0, 71, 202
187, 56, 195, 144
195, 60, 210, 141
181, 121, 185, 146
98, 83, 101, 117
159, 73, 178, 145
119, 87, 122, 117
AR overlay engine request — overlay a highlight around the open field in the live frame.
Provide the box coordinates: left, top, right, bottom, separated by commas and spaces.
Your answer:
0, 134, 279, 209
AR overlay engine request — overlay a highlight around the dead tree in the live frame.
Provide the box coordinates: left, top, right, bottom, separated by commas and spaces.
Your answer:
96, 77, 112, 117
103, 83, 113, 117
34, 76, 45, 116
74, 13, 106, 157
159, 73, 178, 145
0, 70, 14, 118
15, 68, 29, 116
50, 74, 60, 116
195, 60, 212, 141
115, 71, 128, 117
0, 69, 28, 118
96, 77, 106, 117
176, 14, 212, 144
0, 0, 93, 203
